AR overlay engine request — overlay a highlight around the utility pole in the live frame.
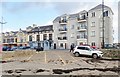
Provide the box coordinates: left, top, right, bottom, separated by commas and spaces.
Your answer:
0, 17, 7, 51
102, 0, 105, 49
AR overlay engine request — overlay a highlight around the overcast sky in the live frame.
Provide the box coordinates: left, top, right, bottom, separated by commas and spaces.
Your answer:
0, 0, 119, 43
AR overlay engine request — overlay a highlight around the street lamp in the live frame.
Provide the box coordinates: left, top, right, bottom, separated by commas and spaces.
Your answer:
102, 0, 105, 49
0, 17, 7, 51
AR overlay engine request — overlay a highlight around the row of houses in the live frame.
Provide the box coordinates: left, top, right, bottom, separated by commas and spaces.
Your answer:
2, 4, 114, 50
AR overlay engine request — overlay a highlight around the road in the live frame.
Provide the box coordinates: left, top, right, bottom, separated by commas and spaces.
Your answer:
1, 50, 120, 76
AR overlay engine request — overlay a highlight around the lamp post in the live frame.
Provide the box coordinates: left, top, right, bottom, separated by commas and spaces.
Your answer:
102, 0, 105, 49
38, 26, 40, 50
0, 17, 7, 51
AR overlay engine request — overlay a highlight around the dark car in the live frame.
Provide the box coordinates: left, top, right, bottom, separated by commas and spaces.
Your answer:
36, 47, 44, 51
2, 46, 8, 51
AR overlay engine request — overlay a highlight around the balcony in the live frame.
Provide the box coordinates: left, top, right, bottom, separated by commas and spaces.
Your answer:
77, 27, 87, 32
77, 35, 87, 40
59, 20, 67, 25
59, 28, 67, 33
58, 36, 67, 40
77, 18, 87, 23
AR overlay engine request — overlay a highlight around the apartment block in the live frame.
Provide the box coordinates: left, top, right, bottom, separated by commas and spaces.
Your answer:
53, 4, 113, 49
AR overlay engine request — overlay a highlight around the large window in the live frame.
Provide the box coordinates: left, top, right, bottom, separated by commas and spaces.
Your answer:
43, 34, 47, 40
60, 43, 63, 47
11, 38, 14, 43
49, 34, 52, 40
91, 42, 95, 46
15, 38, 17, 42
79, 13, 86, 20
77, 32, 86, 39
7, 39, 10, 43
36, 35, 40, 41
29, 35, 32, 41
103, 11, 108, 17
92, 12, 95, 17
3, 39, 6, 43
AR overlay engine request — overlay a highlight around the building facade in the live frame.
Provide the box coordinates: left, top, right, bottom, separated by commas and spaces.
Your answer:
53, 4, 113, 49
26, 24, 54, 50
2, 29, 28, 47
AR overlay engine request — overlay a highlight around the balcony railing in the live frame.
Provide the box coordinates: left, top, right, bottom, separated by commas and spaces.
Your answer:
58, 37, 67, 40
59, 28, 67, 31
59, 20, 67, 24
77, 17, 87, 22
77, 26, 87, 31
77, 35, 87, 39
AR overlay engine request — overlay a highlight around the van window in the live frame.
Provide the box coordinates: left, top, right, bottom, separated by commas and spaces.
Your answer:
77, 47, 85, 50
85, 47, 90, 50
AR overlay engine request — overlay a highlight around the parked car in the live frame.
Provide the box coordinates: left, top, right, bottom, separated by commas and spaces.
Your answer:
73, 46, 103, 58
2, 46, 8, 51
36, 47, 44, 51
11, 46, 18, 51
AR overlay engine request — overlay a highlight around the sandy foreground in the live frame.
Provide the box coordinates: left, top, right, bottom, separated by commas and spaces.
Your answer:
0, 50, 120, 76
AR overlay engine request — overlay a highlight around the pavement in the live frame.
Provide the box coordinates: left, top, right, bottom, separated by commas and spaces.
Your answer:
1, 50, 120, 76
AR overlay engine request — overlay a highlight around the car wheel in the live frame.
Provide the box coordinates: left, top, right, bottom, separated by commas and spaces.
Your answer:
92, 54, 98, 59
74, 52, 80, 57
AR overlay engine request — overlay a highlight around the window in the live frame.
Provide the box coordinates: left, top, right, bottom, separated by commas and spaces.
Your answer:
91, 31, 95, 36
36, 35, 40, 41
79, 13, 86, 20
15, 38, 17, 42
60, 43, 63, 47
77, 47, 85, 50
3, 39, 6, 43
91, 42, 95, 46
49, 34, 52, 40
92, 12, 95, 17
103, 11, 108, 17
85, 47, 90, 50
20, 39, 23, 43
43, 34, 47, 40
91, 22, 95, 27
11, 38, 14, 43
7, 39, 10, 43
29, 35, 32, 41
80, 32, 86, 39
60, 16, 67, 23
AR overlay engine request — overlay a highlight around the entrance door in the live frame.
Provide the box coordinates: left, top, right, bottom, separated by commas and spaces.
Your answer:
54, 43, 56, 49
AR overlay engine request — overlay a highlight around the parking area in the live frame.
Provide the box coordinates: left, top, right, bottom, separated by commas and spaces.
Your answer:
1, 50, 120, 76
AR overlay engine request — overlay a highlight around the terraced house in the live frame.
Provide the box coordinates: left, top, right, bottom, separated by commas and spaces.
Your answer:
26, 24, 54, 50
2, 29, 28, 47
53, 4, 113, 49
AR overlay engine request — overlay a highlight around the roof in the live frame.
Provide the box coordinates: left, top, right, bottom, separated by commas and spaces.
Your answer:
28, 25, 53, 33
53, 10, 88, 22
89, 4, 114, 14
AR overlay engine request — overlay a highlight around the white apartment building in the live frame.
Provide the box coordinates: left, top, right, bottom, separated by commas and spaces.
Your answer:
88, 4, 113, 48
53, 4, 113, 49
